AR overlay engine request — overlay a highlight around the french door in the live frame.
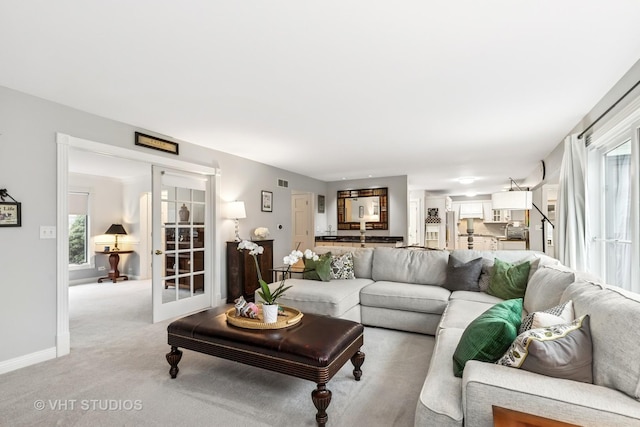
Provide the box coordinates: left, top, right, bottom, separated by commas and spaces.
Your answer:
152, 166, 214, 322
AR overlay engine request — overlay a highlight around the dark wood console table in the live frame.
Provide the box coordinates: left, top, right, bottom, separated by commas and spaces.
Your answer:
96, 250, 133, 283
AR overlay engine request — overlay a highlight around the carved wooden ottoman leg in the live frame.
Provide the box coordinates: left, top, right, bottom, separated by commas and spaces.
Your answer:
351, 350, 365, 381
166, 346, 183, 379
312, 383, 332, 426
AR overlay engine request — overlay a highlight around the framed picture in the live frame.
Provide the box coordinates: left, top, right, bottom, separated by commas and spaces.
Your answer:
317, 195, 325, 213
0, 202, 21, 227
261, 190, 273, 212
135, 132, 179, 155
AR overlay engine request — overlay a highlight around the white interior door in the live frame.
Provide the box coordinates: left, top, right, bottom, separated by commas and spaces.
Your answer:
152, 166, 213, 322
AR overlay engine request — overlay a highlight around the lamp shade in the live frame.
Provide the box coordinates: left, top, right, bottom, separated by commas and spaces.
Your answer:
491, 191, 533, 210
105, 223, 127, 235
226, 201, 246, 219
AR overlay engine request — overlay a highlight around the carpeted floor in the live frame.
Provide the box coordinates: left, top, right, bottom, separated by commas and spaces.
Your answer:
0, 280, 435, 427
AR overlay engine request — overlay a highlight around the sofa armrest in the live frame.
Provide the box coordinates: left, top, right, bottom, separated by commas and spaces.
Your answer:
462, 361, 640, 427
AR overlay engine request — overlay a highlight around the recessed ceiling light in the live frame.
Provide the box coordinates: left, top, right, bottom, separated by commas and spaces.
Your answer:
465, 191, 477, 197
458, 177, 475, 185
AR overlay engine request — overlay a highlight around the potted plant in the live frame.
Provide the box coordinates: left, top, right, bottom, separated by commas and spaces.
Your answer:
238, 240, 317, 323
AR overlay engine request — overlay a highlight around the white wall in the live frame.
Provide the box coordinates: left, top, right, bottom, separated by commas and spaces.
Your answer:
0, 85, 326, 366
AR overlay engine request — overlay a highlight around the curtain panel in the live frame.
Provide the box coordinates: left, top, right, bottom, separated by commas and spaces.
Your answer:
557, 134, 588, 271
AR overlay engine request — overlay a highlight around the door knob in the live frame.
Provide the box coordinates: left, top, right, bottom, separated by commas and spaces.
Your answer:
155, 250, 163, 255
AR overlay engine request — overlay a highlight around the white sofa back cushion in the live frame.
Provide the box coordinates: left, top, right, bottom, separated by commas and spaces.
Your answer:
314, 245, 374, 279
524, 264, 575, 313
372, 247, 449, 285
563, 280, 640, 400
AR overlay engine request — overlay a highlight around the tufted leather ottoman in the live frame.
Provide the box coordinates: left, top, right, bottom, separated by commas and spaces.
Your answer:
166, 308, 365, 426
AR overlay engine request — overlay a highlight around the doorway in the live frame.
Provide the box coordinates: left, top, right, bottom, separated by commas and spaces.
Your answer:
56, 133, 220, 357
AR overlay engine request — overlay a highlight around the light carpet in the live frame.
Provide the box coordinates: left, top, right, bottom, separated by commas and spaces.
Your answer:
0, 280, 435, 427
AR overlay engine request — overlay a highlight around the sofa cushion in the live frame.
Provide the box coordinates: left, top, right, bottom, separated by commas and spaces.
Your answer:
452, 298, 523, 377
360, 281, 450, 314
371, 247, 449, 285
303, 252, 332, 281
264, 277, 373, 317
315, 246, 374, 279
442, 255, 483, 292
415, 327, 465, 426
524, 264, 576, 313
497, 315, 593, 383
329, 252, 355, 279
439, 299, 497, 330
486, 258, 531, 299
449, 291, 504, 305
519, 300, 574, 334
563, 280, 640, 400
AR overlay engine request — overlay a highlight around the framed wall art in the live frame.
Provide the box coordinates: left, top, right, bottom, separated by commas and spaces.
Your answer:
261, 190, 273, 212
0, 202, 21, 227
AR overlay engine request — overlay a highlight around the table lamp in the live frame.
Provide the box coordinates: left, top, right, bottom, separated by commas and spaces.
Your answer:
226, 201, 247, 242
105, 223, 127, 251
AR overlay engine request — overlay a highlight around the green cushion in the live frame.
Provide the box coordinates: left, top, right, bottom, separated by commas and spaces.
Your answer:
303, 252, 332, 281
452, 298, 523, 377
486, 258, 531, 299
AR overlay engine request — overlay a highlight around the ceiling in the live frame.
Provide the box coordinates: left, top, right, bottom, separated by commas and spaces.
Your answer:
3, 1, 640, 195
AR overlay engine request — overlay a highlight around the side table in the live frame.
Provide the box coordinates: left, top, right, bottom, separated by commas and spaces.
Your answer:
96, 250, 133, 283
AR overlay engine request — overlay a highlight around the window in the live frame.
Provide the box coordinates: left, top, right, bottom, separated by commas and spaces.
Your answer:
587, 117, 640, 293
69, 191, 89, 267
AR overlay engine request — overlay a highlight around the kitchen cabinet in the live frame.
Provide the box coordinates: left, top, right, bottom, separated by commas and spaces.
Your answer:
459, 203, 484, 219
457, 235, 497, 251
482, 202, 510, 223
497, 239, 527, 250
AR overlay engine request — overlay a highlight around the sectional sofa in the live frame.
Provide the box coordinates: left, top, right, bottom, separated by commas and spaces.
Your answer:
261, 245, 640, 427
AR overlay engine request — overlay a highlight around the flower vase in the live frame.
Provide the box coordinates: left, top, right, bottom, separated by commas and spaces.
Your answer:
262, 304, 279, 324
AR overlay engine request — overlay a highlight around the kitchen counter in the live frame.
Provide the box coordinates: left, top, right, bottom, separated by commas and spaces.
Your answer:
315, 236, 404, 244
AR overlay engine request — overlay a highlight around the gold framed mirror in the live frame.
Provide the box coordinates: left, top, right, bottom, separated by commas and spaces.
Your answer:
337, 187, 388, 230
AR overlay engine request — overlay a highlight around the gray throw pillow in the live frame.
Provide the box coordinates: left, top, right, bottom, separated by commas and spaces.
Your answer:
443, 255, 483, 292
498, 315, 593, 383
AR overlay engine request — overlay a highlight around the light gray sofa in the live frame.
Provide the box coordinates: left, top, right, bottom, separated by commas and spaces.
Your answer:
263, 246, 640, 426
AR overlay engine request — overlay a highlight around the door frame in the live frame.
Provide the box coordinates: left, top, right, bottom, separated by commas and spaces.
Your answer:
56, 133, 220, 357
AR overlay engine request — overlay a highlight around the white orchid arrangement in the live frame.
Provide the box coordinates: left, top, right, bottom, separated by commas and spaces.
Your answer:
238, 240, 318, 305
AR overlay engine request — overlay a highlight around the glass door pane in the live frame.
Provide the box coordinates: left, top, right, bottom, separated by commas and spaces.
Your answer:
604, 140, 632, 288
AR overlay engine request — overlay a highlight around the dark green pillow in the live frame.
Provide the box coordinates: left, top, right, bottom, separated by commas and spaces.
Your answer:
486, 258, 531, 299
303, 252, 332, 281
452, 298, 523, 377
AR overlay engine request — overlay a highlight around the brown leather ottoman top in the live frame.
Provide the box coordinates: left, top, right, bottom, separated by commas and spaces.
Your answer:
167, 309, 364, 367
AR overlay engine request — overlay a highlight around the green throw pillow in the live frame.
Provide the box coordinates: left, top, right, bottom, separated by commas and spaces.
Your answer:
486, 258, 531, 299
303, 252, 332, 281
452, 298, 523, 377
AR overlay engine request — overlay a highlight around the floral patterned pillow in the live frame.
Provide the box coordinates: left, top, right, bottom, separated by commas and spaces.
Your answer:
330, 252, 355, 280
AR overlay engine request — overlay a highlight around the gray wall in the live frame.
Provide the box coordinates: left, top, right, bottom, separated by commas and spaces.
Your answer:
326, 175, 408, 241
0, 85, 326, 364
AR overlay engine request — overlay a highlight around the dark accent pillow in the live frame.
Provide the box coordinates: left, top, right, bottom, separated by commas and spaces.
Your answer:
452, 298, 523, 377
443, 255, 483, 292
486, 258, 531, 299
498, 315, 593, 383
303, 252, 332, 281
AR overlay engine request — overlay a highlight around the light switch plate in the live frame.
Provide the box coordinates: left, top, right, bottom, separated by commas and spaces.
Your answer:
40, 226, 56, 239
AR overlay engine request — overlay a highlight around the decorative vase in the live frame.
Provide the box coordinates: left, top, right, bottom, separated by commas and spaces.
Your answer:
262, 304, 279, 324
179, 204, 190, 222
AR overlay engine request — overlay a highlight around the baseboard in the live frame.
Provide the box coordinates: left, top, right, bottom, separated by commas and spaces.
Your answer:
0, 347, 57, 375
69, 275, 142, 286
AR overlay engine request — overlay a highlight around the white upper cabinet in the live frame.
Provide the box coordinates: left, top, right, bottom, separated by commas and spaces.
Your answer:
459, 203, 484, 219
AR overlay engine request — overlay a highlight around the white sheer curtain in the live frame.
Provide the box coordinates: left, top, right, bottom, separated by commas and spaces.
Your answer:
557, 134, 588, 271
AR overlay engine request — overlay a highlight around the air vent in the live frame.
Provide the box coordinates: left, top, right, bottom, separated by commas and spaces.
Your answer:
277, 179, 289, 188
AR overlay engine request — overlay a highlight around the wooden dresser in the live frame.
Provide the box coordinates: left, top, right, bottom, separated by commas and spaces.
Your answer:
226, 240, 273, 303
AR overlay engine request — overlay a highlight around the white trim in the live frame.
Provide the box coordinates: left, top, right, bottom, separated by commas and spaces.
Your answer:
0, 347, 57, 375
